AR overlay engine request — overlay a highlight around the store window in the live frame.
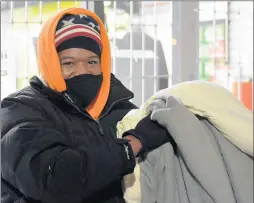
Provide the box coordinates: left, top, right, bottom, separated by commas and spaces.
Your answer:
199, 1, 253, 109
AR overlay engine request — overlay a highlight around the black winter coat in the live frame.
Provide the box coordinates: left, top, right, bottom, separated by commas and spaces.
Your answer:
1, 74, 137, 203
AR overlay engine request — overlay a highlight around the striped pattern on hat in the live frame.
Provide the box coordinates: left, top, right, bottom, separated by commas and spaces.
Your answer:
55, 14, 102, 55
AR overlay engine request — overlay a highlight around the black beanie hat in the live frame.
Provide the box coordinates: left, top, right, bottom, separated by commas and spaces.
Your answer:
55, 14, 102, 56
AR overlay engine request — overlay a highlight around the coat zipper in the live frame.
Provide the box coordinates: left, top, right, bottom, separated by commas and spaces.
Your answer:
62, 93, 104, 135
98, 96, 133, 120
62, 93, 132, 136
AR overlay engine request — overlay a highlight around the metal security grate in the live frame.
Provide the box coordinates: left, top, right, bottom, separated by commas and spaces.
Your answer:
1, 1, 172, 107
105, 2, 172, 106
1, 1, 252, 109
1, 1, 84, 99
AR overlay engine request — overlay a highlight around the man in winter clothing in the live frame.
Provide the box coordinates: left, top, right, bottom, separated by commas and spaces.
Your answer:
1, 8, 173, 203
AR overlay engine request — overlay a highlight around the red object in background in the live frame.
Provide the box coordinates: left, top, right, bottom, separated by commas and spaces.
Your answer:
232, 82, 253, 110
208, 40, 225, 58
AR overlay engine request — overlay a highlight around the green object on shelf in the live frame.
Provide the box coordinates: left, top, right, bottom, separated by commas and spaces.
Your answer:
199, 20, 226, 81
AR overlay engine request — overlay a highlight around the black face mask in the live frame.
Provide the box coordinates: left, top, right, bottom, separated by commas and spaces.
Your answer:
65, 74, 103, 109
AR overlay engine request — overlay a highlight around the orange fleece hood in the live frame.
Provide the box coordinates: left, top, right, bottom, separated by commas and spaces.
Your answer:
37, 8, 111, 120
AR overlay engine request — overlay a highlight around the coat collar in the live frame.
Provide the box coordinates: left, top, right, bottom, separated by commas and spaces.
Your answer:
30, 74, 134, 118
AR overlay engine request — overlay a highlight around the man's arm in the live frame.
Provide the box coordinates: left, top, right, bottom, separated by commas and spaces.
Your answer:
1, 99, 137, 203
123, 135, 142, 157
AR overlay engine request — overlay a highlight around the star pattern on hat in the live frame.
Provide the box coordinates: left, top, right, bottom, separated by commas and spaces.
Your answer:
56, 14, 102, 55
57, 14, 101, 34
88, 22, 100, 31
79, 14, 88, 19
62, 17, 75, 27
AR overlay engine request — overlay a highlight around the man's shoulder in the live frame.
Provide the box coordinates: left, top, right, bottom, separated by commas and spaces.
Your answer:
2, 86, 50, 111
107, 101, 138, 122
115, 101, 138, 111
1, 86, 52, 136
4, 85, 43, 99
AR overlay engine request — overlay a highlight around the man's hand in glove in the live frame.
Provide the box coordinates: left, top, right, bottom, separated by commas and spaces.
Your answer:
122, 114, 176, 156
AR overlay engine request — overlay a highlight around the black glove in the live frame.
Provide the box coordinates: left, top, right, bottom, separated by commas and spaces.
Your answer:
122, 114, 176, 154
